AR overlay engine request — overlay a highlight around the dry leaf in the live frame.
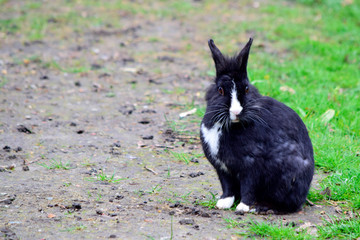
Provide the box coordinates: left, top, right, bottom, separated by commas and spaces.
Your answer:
320, 187, 331, 197
280, 86, 296, 94
179, 108, 197, 119
320, 109, 335, 124
299, 221, 313, 230
47, 213, 56, 218
335, 206, 342, 214
122, 67, 143, 74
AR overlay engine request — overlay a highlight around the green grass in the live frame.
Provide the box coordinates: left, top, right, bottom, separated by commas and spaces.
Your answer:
47, 60, 91, 74
165, 149, 202, 164
320, 170, 360, 209
39, 158, 71, 170
245, 220, 313, 240
225, 218, 314, 239
166, 191, 192, 205
61, 224, 86, 232
86, 170, 125, 184
317, 215, 360, 239
27, 16, 47, 41
166, 150, 192, 164
225, 216, 360, 239
0, 77, 7, 88
146, 184, 163, 195
81, 159, 96, 167
195, 191, 218, 209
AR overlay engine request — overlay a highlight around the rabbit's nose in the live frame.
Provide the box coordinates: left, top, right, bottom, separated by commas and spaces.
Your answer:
230, 107, 242, 121
230, 109, 241, 115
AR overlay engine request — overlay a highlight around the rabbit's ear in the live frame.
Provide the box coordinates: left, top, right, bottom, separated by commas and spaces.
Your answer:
236, 38, 253, 72
208, 39, 226, 75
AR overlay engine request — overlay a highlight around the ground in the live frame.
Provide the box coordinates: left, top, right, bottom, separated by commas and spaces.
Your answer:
0, 1, 357, 239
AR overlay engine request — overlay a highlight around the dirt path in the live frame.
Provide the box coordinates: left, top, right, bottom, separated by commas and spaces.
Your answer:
0, 1, 339, 239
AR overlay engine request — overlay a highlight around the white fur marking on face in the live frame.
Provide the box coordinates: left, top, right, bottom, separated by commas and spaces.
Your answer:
229, 81, 243, 121
216, 196, 235, 209
201, 123, 222, 157
236, 202, 250, 212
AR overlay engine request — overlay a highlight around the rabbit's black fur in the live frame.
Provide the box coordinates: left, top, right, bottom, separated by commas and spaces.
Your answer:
200, 38, 314, 213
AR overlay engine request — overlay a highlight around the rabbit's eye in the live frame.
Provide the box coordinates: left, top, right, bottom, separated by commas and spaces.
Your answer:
218, 87, 224, 96
245, 86, 249, 94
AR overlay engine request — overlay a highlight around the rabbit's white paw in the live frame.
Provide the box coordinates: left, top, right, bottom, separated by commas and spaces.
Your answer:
216, 196, 234, 209
236, 202, 250, 212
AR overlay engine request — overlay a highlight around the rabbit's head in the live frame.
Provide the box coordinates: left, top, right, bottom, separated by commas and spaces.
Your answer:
206, 38, 261, 127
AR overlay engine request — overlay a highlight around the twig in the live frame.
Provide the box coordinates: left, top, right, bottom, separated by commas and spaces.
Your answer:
27, 158, 43, 165
0, 197, 15, 203
144, 166, 158, 175
306, 198, 315, 206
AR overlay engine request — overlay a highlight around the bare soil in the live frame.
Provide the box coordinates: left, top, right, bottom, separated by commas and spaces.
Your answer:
0, 2, 338, 239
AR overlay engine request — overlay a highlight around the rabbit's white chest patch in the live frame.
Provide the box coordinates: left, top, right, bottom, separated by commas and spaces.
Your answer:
201, 123, 222, 157
201, 123, 228, 172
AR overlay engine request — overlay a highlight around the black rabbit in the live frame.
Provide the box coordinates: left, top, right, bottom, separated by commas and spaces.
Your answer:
200, 38, 314, 213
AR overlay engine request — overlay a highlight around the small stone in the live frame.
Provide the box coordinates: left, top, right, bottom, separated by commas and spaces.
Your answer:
138, 119, 150, 124
17, 125, 33, 134
193, 225, 200, 230
142, 135, 154, 140
157, 56, 175, 62
235, 210, 244, 215
169, 201, 181, 208
266, 209, 274, 215
285, 221, 296, 227
179, 219, 195, 225
91, 63, 102, 70
72, 203, 82, 210
22, 165, 29, 171
119, 105, 135, 115
15, 147, 22, 152
96, 209, 103, 215
109, 234, 117, 238
189, 172, 204, 178
99, 73, 111, 78
3, 146, 11, 152
141, 109, 157, 114
201, 212, 211, 218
